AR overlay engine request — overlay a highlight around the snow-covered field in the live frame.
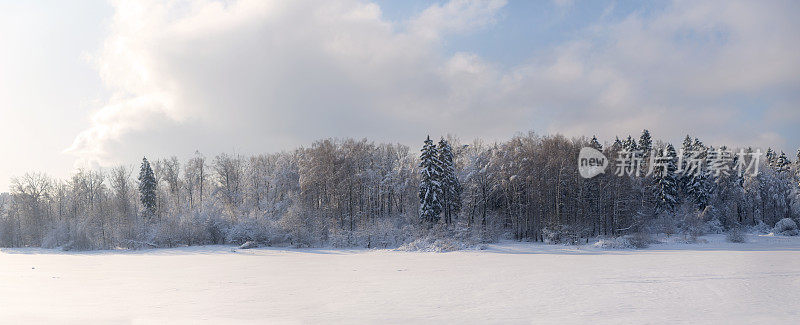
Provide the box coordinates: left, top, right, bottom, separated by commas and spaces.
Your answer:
2, 234, 800, 324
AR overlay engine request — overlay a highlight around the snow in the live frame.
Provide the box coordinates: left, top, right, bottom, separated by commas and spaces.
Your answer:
2, 234, 800, 324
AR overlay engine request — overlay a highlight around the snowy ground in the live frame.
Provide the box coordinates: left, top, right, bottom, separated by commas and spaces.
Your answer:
2, 234, 800, 324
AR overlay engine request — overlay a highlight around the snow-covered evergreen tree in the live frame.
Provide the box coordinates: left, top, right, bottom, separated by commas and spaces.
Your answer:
776, 151, 790, 173
796, 148, 800, 165
589, 135, 602, 150
796, 148, 800, 186
680, 135, 692, 158
637, 129, 653, 172
678, 135, 693, 186
638, 129, 653, 155
419, 136, 443, 224
438, 138, 462, 225
682, 138, 711, 209
765, 148, 776, 168
654, 144, 679, 213
622, 135, 638, 152
138, 157, 158, 219
610, 137, 622, 154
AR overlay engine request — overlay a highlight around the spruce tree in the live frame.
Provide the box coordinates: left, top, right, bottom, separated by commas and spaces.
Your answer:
796, 148, 800, 176
796, 148, 800, 165
681, 138, 710, 209
776, 151, 790, 173
419, 136, 443, 224
611, 136, 622, 152
619, 136, 640, 176
679, 135, 693, 187
796, 148, 800, 187
638, 129, 653, 172
692, 138, 711, 209
623, 135, 638, 152
138, 157, 157, 219
438, 138, 462, 225
681, 135, 693, 157
765, 148, 776, 168
589, 135, 602, 150
638, 129, 653, 155
654, 144, 678, 214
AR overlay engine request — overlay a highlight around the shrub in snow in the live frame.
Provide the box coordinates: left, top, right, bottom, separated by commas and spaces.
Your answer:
688, 205, 723, 235
329, 219, 408, 248
626, 232, 656, 249
678, 202, 705, 237
166, 206, 231, 246
452, 221, 485, 244
749, 220, 771, 234
0, 218, 13, 247
593, 237, 634, 249
397, 236, 468, 252
773, 218, 799, 236
204, 215, 231, 245
397, 222, 484, 252
41, 221, 70, 249
364, 220, 410, 248
681, 235, 708, 244
147, 219, 188, 248
542, 225, 579, 245
593, 233, 656, 249
328, 230, 354, 248
62, 220, 100, 251
652, 213, 679, 236
238, 241, 258, 249
705, 218, 724, 235
726, 228, 746, 243
279, 205, 326, 247
226, 216, 282, 245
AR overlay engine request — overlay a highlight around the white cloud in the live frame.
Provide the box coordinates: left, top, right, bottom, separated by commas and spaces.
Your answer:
66, 0, 800, 167
518, 0, 800, 148
410, 0, 507, 40
66, 0, 515, 166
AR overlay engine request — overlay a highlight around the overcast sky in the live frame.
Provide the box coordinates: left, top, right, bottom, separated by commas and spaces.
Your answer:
1, 0, 799, 191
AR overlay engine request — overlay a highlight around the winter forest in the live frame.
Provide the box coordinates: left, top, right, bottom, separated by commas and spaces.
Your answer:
1, 130, 799, 250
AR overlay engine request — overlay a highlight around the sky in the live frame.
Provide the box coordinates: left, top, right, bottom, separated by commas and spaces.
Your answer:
1, 0, 799, 191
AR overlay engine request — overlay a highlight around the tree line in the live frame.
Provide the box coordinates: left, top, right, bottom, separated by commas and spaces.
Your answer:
1, 131, 798, 249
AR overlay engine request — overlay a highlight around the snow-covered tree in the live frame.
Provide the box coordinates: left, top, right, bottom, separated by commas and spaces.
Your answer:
796, 148, 800, 187
589, 135, 602, 150
765, 148, 776, 168
796, 148, 800, 166
184, 151, 207, 211
438, 138, 462, 225
611, 137, 622, 152
678, 135, 693, 190
776, 151, 790, 173
109, 166, 135, 239
623, 135, 638, 152
138, 157, 157, 220
419, 136, 443, 224
639, 129, 652, 155
213, 153, 245, 214
654, 144, 679, 213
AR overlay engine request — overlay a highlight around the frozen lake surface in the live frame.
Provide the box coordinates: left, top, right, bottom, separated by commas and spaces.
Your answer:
2, 234, 799, 324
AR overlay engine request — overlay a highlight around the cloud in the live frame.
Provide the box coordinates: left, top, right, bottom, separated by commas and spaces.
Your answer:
66, 0, 514, 166
513, 0, 800, 149
66, 0, 800, 167
409, 0, 506, 40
